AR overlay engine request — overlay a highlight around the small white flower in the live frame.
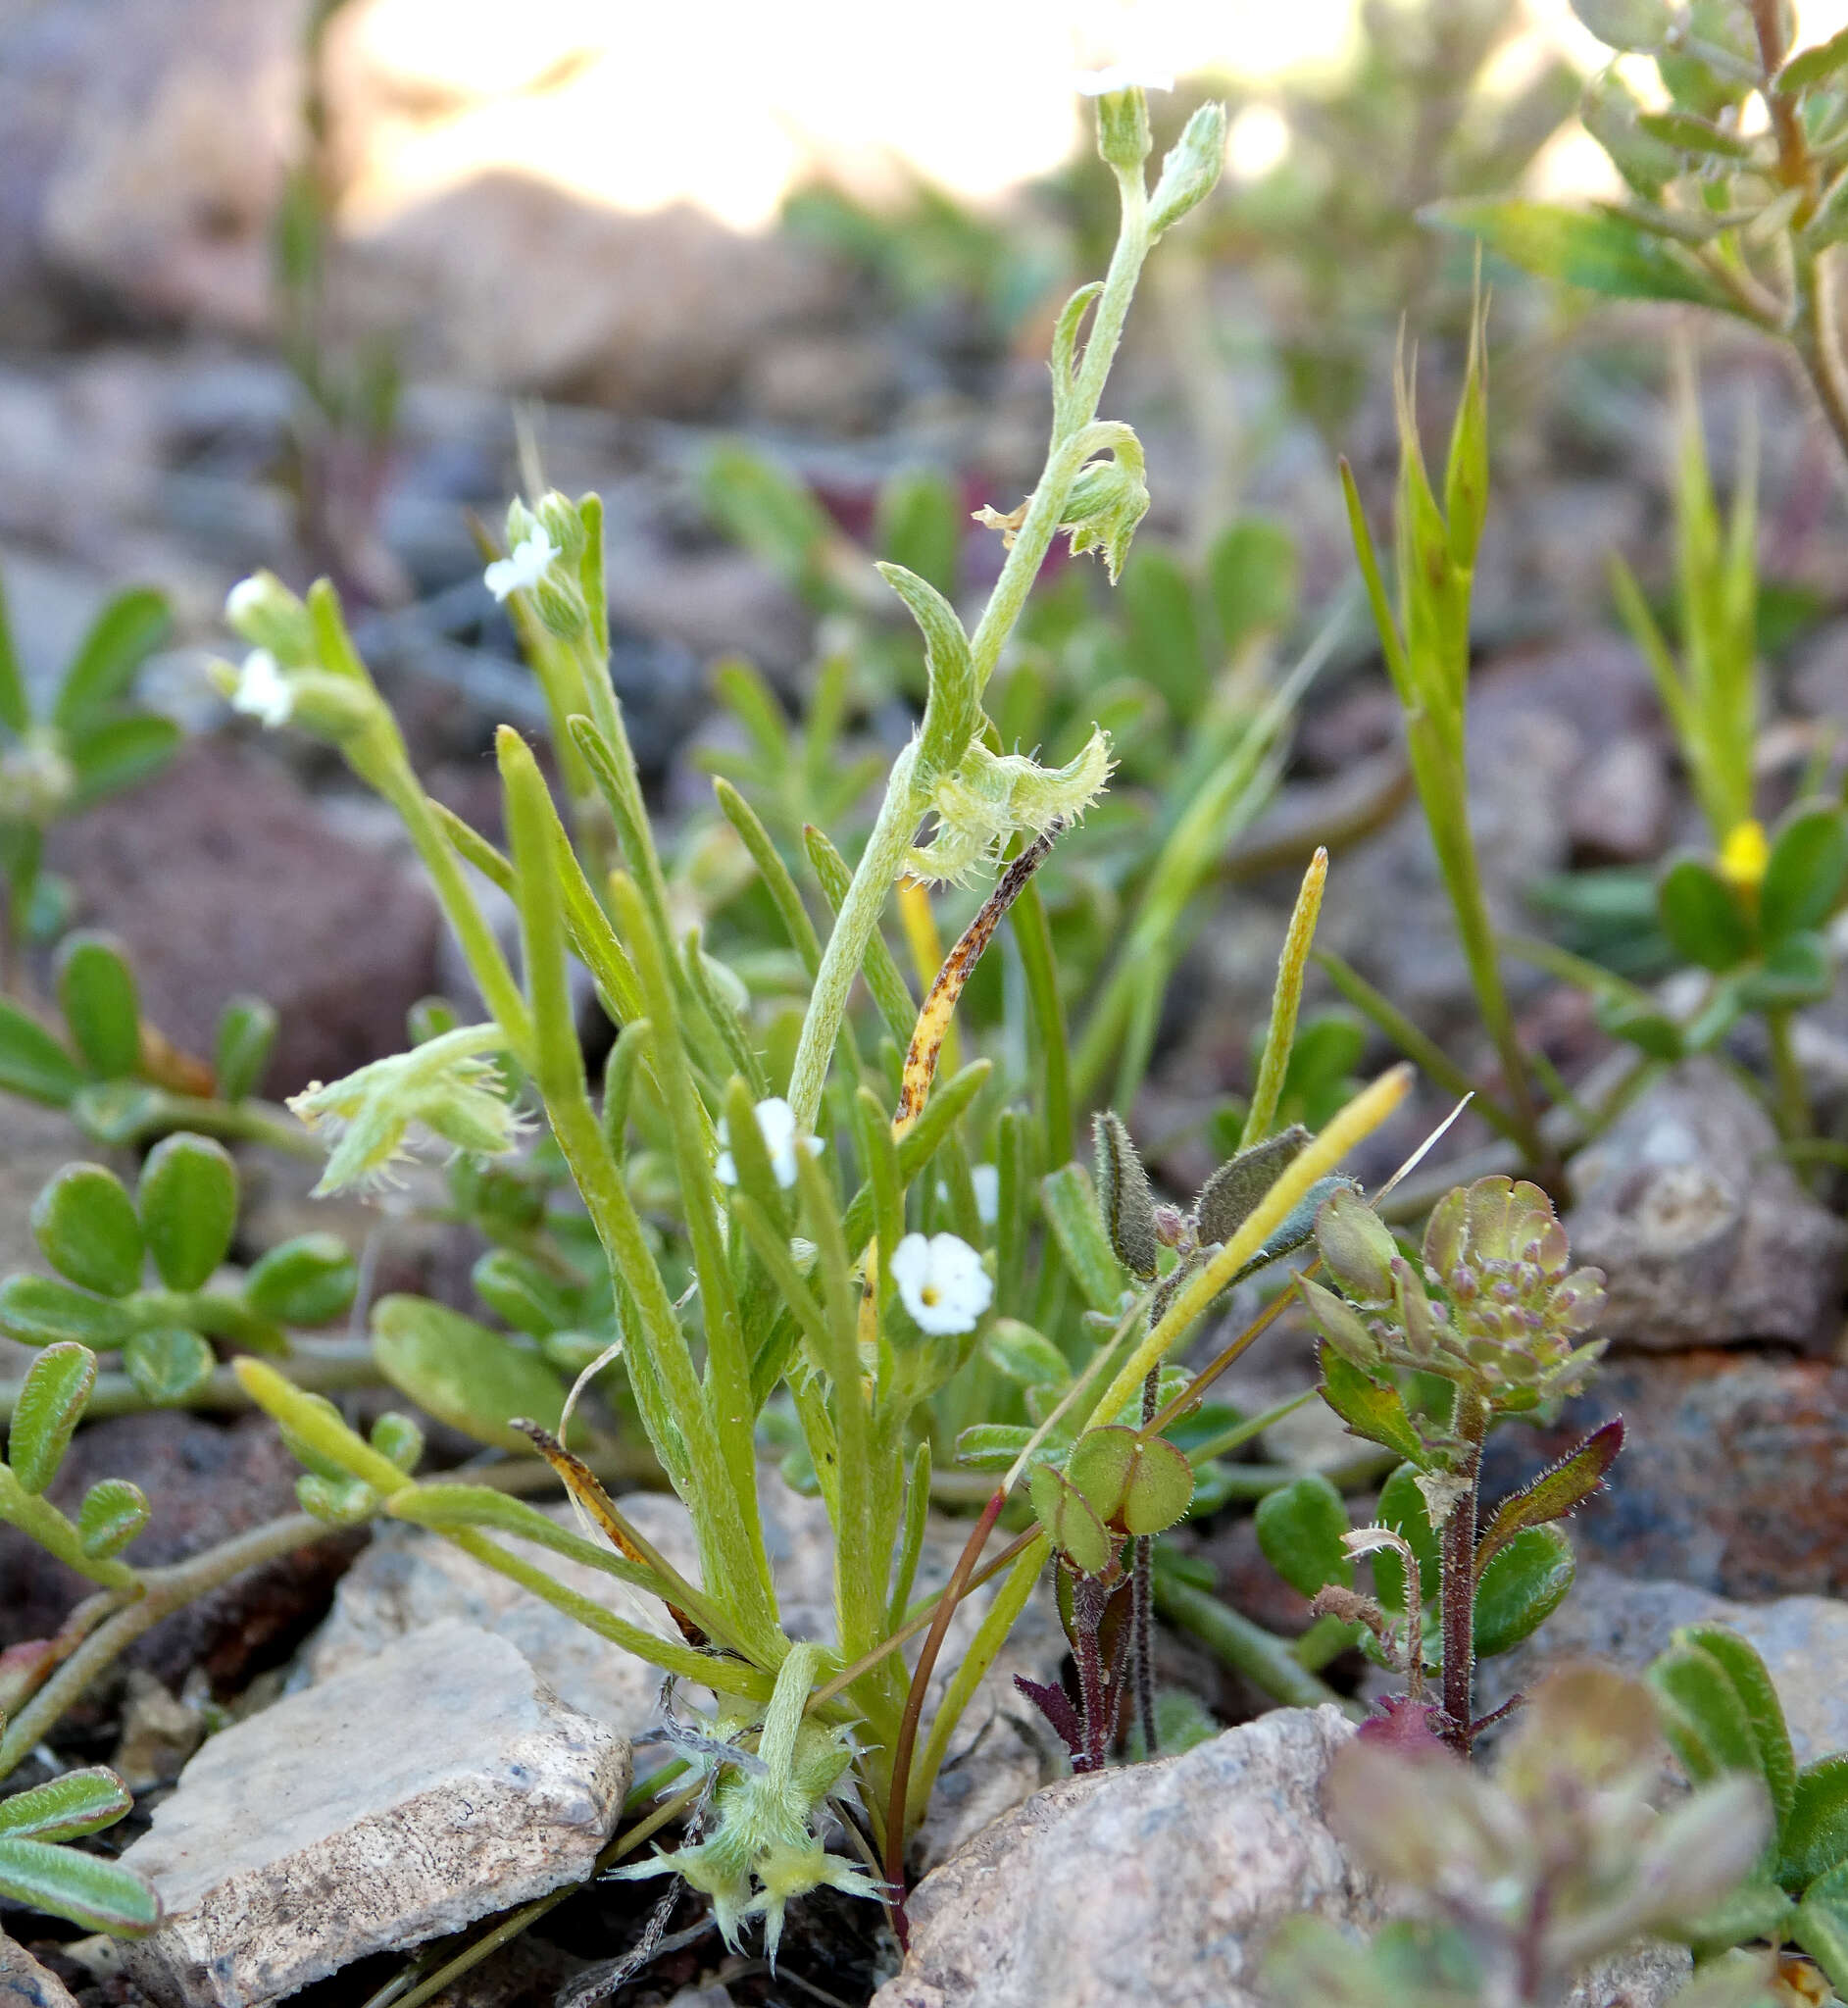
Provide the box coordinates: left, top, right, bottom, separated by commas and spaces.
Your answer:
483, 527, 560, 603
971, 1163, 1000, 1227
1074, 61, 1174, 94
890, 1231, 992, 1336
715, 1095, 823, 1190
225, 576, 267, 625
231, 648, 293, 728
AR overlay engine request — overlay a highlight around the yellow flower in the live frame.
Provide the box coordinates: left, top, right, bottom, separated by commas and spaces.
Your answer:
1719, 818, 1769, 892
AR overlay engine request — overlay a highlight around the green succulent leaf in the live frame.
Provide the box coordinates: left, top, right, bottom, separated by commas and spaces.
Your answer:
123, 1327, 216, 1406
0, 1273, 132, 1348
1793, 1858, 1848, 1991
1782, 1756, 1848, 1892
371, 1294, 567, 1453
76, 1476, 151, 1559
214, 995, 278, 1103
1423, 199, 1740, 313
1473, 1524, 1574, 1657
1254, 1471, 1353, 1598
1673, 1627, 1797, 1831
1658, 856, 1755, 971
53, 587, 171, 733
0, 1000, 83, 1107
6, 1340, 95, 1493
1649, 1637, 1765, 1786
30, 1163, 144, 1298
1026, 1461, 1115, 1576
55, 933, 140, 1079
0, 1767, 133, 1841
138, 1132, 238, 1290
471, 1248, 578, 1339
1738, 930, 1832, 1010
0, 1832, 161, 1935
243, 1234, 358, 1328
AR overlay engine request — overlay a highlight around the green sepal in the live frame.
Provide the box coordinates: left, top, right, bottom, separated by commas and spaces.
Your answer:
1254, 1472, 1353, 1599
137, 1133, 239, 1291
54, 933, 140, 1079
30, 1163, 144, 1298
6, 1340, 95, 1494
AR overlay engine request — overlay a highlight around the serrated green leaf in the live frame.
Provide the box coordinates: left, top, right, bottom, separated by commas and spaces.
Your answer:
1423, 200, 1740, 313
0, 1767, 132, 1841
0, 999, 82, 1106
54, 932, 140, 1079
1316, 1341, 1427, 1466
76, 1476, 150, 1559
53, 588, 170, 733
138, 1132, 238, 1290
0, 1273, 132, 1348
0, 1833, 161, 1934
244, 1234, 358, 1328
1659, 855, 1755, 970
123, 1327, 215, 1406
1475, 1419, 1623, 1574
6, 1340, 95, 1493
1254, 1472, 1353, 1598
372, 1294, 566, 1453
30, 1163, 143, 1298
1473, 1525, 1574, 1657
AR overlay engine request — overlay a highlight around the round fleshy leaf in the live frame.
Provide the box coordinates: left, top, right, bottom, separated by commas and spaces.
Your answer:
243, 1234, 357, 1328
471, 1249, 578, 1339
371, 1295, 567, 1453
1120, 1434, 1194, 1535
0, 998, 84, 1108
214, 995, 277, 1104
983, 1319, 1071, 1390
138, 1133, 238, 1290
54, 932, 140, 1079
76, 1477, 150, 1559
122, 1327, 215, 1407
6, 1341, 95, 1494
369, 1411, 425, 1473
1026, 1462, 1114, 1577
1761, 805, 1848, 945
0, 1767, 132, 1842
1064, 1426, 1138, 1522
1255, 1471, 1354, 1599
30, 1163, 143, 1297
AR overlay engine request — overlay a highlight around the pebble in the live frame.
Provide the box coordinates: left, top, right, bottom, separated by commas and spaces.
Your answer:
0, 1935, 79, 2008
121, 1621, 629, 2008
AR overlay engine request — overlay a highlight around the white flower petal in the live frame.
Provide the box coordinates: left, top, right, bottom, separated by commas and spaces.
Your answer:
971, 1163, 1000, 1227
483, 527, 560, 602
231, 648, 293, 728
225, 576, 266, 624
891, 1230, 992, 1336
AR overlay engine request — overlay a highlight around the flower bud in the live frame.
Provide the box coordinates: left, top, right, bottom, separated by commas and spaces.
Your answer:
225, 573, 317, 667
533, 491, 588, 564
531, 568, 591, 641
1148, 101, 1227, 236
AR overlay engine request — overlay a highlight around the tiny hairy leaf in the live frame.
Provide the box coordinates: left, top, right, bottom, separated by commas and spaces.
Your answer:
214, 995, 277, 1103
1093, 1110, 1159, 1280
54, 933, 140, 1079
76, 1476, 150, 1559
0, 1273, 132, 1349
123, 1328, 215, 1406
1474, 1418, 1624, 1574
0, 1833, 161, 1934
1041, 1163, 1127, 1314
0, 999, 83, 1107
1782, 1757, 1848, 1891
1027, 1461, 1114, 1576
244, 1234, 358, 1328
372, 1294, 567, 1453
6, 1340, 95, 1493
30, 1163, 143, 1298
1374, 1462, 1443, 1616
0, 1768, 132, 1841
1193, 1126, 1309, 1248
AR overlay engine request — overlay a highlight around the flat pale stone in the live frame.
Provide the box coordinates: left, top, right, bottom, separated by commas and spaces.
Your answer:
122, 1621, 629, 2008
0, 1934, 79, 2008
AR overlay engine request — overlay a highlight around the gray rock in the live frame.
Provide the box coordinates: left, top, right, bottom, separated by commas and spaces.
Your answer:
1565, 733, 1672, 864
1480, 1562, 1848, 1764
0, 1934, 79, 2008
1566, 1943, 1692, 2008
1566, 1058, 1847, 1351
299, 1470, 1064, 1873
122, 1622, 629, 2008
871, 1707, 1380, 2008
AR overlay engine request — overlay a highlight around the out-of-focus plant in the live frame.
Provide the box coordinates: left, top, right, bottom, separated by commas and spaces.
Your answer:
1437, 0, 1848, 473
1327, 306, 1549, 1173
1261, 1176, 1617, 1758
1265, 1666, 1779, 2008
1647, 1625, 1848, 1995
0, 576, 178, 976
